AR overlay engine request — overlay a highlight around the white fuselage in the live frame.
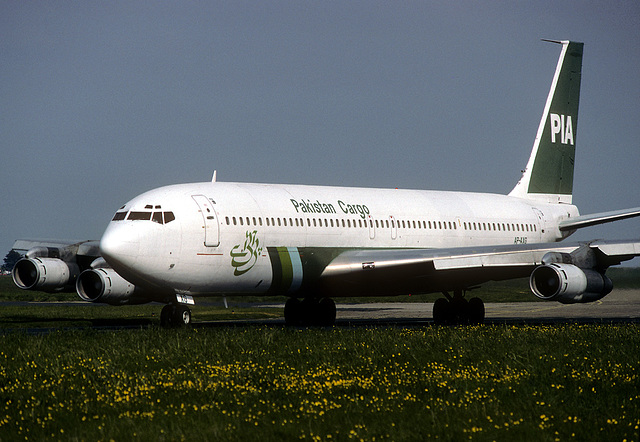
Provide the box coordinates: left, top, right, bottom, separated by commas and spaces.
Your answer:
99, 182, 579, 297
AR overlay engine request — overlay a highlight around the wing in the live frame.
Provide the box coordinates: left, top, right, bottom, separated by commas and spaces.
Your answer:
11, 239, 101, 292
12, 239, 101, 259
319, 240, 640, 301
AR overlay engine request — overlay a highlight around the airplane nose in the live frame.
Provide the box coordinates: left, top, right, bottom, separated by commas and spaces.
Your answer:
100, 223, 140, 270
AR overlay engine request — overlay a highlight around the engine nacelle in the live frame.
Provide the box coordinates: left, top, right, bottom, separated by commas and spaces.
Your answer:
12, 258, 79, 292
530, 263, 613, 304
76, 268, 140, 305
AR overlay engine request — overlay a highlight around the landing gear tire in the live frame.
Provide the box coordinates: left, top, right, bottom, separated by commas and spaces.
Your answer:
175, 305, 191, 325
450, 297, 469, 324
284, 297, 336, 326
161, 304, 192, 327
433, 298, 450, 325
467, 297, 485, 325
433, 292, 484, 325
284, 298, 303, 326
317, 298, 336, 326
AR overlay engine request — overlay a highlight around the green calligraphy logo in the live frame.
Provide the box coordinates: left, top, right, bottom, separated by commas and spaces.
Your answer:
230, 230, 263, 276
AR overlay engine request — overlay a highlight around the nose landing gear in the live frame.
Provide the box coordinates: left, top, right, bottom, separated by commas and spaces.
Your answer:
161, 303, 192, 327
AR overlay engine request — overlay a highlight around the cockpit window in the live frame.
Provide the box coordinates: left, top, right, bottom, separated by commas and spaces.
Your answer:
152, 212, 163, 224
128, 211, 152, 221
114, 208, 175, 224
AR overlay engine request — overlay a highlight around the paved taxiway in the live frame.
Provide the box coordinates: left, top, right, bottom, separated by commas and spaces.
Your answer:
3, 290, 638, 330
253, 289, 640, 325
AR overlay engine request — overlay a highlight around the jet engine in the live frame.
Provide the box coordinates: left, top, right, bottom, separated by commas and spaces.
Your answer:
529, 263, 612, 304
76, 268, 140, 305
12, 257, 79, 292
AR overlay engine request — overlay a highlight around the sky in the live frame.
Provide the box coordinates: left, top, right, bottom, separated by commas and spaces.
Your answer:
1, 1, 639, 265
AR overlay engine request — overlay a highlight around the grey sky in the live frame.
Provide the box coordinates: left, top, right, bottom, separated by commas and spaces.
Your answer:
1, 2, 639, 264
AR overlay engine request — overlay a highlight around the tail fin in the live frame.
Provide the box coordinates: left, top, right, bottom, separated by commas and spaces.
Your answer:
509, 40, 583, 204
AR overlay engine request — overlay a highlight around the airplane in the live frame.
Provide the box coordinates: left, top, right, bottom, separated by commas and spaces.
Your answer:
10, 40, 640, 327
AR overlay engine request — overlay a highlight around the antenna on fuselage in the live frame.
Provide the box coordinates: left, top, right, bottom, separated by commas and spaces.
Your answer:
211, 170, 217, 183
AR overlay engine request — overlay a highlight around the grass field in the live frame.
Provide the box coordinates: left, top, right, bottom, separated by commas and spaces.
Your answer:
1, 272, 639, 440
0, 325, 638, 441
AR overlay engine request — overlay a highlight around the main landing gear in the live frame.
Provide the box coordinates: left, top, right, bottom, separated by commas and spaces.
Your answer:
284, 297, 336, 326
432, 290, 485, 325
161, 303, 192, 327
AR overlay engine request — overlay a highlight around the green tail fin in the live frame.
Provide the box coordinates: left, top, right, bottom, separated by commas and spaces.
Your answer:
509, 40, 583, 204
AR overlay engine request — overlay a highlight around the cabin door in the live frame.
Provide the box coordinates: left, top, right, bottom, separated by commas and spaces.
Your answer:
192, 195, 220, 247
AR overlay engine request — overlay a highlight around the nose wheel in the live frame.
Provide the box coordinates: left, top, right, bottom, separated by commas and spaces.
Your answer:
161, 303, 192, 327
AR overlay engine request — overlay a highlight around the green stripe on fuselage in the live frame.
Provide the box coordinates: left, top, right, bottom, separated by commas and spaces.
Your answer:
277, 246, 294, 290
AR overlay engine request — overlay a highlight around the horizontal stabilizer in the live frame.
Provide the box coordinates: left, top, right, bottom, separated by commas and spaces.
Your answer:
559, 207, 640, 231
